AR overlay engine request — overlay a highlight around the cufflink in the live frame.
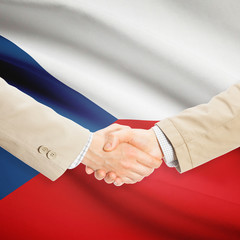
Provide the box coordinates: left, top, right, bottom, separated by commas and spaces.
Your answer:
38, 145, 49, 154
47, 150, 57, 160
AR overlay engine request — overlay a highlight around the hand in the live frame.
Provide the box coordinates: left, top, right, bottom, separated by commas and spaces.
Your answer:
85, 124, 163, 186
82, 124, 160, 185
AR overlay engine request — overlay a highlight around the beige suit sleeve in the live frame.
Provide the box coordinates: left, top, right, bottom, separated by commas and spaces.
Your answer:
157, 83, 240, 173
0, 78, 90, 180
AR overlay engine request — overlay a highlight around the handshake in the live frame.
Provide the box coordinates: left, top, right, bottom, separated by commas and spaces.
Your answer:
82, 124, 164, 186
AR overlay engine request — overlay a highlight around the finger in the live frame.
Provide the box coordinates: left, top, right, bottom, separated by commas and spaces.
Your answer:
125, 160, 154, 177
114, 177, 124, 186
133, 147, 163, 169
85, 166, 94, 175
146, 168, 155, 177
121, 176, 136, 184
94, 169, 107, 180
104, 172, 117, 184
127, 173, 144, 183
120, 172, 143, 184
104, 123, 122, 132
121, 145, 161, 174
104, 128, 133, 152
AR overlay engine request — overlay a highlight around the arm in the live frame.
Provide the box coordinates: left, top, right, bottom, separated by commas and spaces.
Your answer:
157, 83, 240, 172
0, 78, 90, 180
0, 78, 157, 184
91, 83, 240, 185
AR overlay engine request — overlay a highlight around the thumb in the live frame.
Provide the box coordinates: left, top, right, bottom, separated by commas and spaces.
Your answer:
104, 128, 133, 152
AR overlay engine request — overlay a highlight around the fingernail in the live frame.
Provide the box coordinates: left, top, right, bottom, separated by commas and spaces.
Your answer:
105, 143, 112, 150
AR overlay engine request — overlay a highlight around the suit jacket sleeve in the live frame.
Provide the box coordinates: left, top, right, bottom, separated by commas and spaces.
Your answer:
157, 83, 240, 173
0, 78, 90, 180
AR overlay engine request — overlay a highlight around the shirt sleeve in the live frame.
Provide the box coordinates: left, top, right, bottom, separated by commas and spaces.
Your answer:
152, 125, 180, 171
68, 132, 94, 169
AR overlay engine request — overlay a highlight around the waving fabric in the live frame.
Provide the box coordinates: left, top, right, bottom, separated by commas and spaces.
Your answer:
0, 120, 240, 240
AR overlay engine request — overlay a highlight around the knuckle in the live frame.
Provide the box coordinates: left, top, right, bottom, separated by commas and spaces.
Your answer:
150, 158, 159, 168
141, 169, 149, 177
95, 174, 101, 180
116, 177, 123, 183
145, 169, 153, 177
112, 123, 120, 128
138, 174, 144, 180
137, 177, 144, 182
124, 179, 133, 184
104, 178, 111, 184
125, 178, 134, 184
108, 132, 115, 139
108, 174, 115, 181
125, 147, 136, 159
125, 128, 133, 136
148, 168, 155, 176
155, 160, 162, 168
99, 170, 106, 178
121, 160, 131, 169
137, 169, 146, 176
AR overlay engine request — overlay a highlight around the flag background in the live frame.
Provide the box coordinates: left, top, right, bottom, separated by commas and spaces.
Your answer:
0, 119, 240, 239
1, 1, 240, 239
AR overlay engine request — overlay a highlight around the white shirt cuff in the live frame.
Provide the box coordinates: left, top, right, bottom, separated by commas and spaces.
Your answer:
68, 132, 93, 169
152, 125, 179, 169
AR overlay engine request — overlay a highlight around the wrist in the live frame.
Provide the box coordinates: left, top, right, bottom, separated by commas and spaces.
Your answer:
81, 132, 105, 170
152, 125, 178, 166
147, 129, 164, 160
82, 133, 95, 166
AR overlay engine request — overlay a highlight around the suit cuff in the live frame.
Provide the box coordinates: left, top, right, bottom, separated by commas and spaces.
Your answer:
68, 132, 93, 169
152, 125, 180, 170
156, 119, 193, 173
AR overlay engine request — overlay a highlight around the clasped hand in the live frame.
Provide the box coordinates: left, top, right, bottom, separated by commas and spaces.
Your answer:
82, 124, 163, 186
